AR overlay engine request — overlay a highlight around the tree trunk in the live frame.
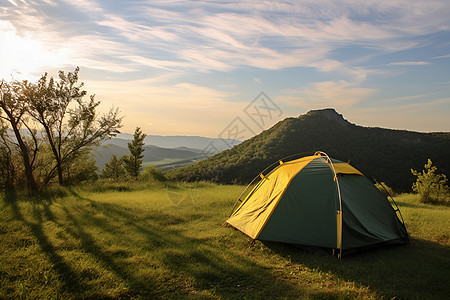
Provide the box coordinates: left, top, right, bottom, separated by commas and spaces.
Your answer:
57, 163, 64, 185
10, 121, 39, 192
41, 121, 64, 185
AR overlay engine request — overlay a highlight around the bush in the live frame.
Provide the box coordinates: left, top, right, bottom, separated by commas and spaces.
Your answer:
411, 159, 449, 204
375, 181, 395, 196
63, 153, 99, 185
140, 166, 167, 182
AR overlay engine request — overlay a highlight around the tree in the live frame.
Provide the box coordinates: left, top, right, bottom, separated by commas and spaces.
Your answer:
123, 127, 146, 179
0, 121, 15, 190
101, 154, 126, 181
411, 159, 449, 203
0, 68, 122, 190
24, 67, 122, 186
0, 80, 40, 191
63, 152, 99, 185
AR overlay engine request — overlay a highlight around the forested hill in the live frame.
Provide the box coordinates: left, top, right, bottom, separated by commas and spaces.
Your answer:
167, 108, 450, 192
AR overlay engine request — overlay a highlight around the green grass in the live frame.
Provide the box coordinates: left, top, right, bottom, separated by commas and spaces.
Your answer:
1, 185, 449, 299
143, 158, 199, 171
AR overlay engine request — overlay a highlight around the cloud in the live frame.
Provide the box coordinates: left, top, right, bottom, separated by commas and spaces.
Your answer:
0, 20, 72, 80
1, 0, 449, 135
431, 54, 450, 59
278, 80, 378, 109
347, 97, 450, 132
387, 61, 431, 66
120, 55, 190, 70
84, 78, 246, 135
2, 0, 449, 78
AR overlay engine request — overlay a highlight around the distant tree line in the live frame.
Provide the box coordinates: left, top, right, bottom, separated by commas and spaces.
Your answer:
0, 68, 122, 192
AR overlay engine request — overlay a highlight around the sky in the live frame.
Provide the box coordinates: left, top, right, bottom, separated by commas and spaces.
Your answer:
1, 0, 449, 140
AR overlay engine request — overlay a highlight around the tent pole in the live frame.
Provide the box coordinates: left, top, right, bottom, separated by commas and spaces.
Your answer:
316, 151, 344, 259
375, 179, 407, 226
334, 169, 344, 259
374, 179, 409, 243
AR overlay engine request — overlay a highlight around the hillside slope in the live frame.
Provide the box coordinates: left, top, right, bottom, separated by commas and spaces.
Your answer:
168, 109, 450, 191
94, 144, 201, 170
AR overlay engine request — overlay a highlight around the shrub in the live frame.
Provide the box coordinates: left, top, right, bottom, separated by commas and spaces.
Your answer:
140, 166, 167, 182
375, 181, 395, 196
411, 159, 449, 204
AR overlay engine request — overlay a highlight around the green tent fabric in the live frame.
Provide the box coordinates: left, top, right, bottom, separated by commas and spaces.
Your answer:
226, 152, 408, 257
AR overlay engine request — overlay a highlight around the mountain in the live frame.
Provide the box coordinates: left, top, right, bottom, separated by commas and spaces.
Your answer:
94, 133, 241, 171
116, 133, 241, 151
167, 108, 450, 192
94, 144, 203, 170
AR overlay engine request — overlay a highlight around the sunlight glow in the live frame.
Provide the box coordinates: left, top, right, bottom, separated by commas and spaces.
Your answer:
0, 22, 70, 80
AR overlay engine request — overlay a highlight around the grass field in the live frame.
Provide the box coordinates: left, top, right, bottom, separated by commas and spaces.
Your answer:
1, 183, 449, 299
143, 158, 200, 171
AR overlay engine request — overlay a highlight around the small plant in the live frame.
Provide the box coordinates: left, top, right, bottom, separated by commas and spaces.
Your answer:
411, 159, 449, 204
375, 181, 395, 196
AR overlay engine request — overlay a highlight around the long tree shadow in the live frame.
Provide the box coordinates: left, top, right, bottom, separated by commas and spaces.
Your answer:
60, 205, 158, 298
5, 192, 83, 295
13, 188, 433, 298
64, 190, 317, 298
264, 238, 450, 299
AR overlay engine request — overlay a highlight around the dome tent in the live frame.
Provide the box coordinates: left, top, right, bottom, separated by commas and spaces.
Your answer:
225, 152, 408, 258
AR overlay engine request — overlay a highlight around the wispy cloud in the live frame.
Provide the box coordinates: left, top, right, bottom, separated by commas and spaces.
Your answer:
2, 0, 449, 77
347, 97, 450, 132
85, 79, 249, 135
1, 0, 449, 134
431, 54, 450, 59
0, 20, 72, 80
387, 61, 431, 66
277, 80, 378, 110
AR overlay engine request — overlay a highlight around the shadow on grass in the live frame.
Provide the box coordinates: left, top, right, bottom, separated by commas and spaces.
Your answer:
5, 191, 83, 294
263, 238, 450, 299
36, 189, 311, 298
10, 188, 447, 298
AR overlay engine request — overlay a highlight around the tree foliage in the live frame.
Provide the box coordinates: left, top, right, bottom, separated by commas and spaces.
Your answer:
411, 159, 449, 204
122, 127, 146, 179
101, 154, 126, 181
25, 67, 122, 185
0, 80, 40, 191
0, 68, 122, 191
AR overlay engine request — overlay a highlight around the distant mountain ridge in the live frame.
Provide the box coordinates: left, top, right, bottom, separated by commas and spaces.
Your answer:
116, 133, 241, 150
94, 134, 240, 170
168, 108, 450, 191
